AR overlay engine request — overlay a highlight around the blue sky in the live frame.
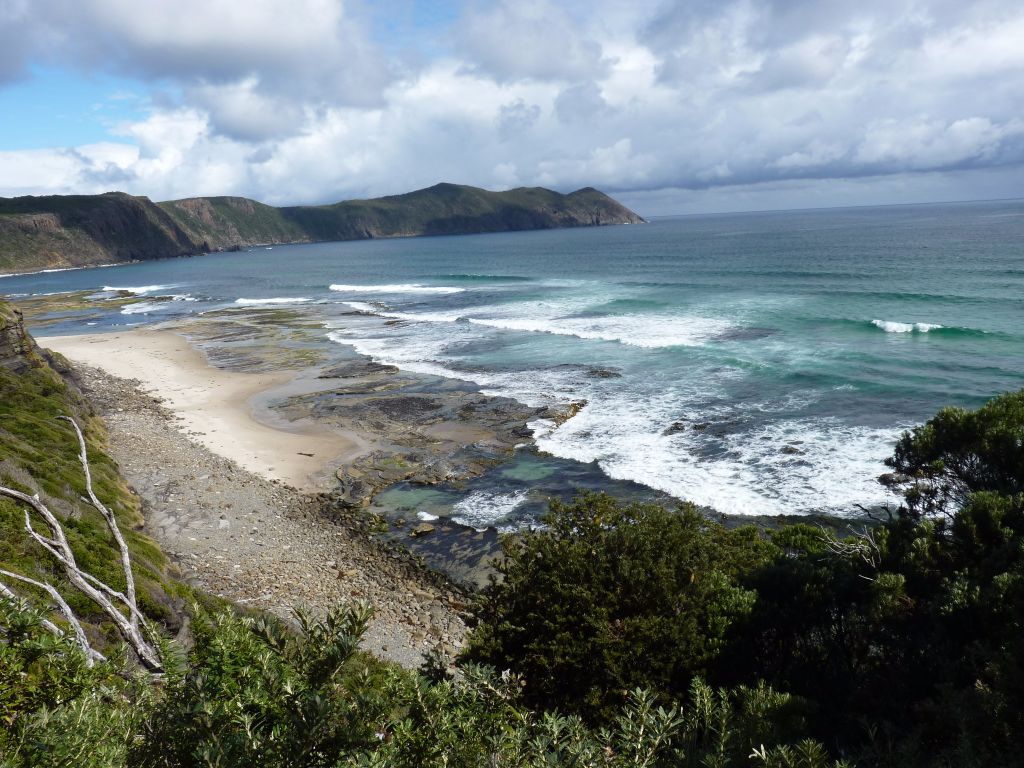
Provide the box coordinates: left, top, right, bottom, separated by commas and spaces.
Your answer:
0, 67, 150, 149
0, 0, 1022, 214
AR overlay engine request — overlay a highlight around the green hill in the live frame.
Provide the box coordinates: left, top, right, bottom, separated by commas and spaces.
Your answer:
0, 184, 644, 274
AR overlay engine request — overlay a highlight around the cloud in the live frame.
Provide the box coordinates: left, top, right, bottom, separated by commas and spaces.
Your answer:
456, 0, 609, 83
1, 0, 1023, 212
1, 0, 394, 142
497, 99, 541, 142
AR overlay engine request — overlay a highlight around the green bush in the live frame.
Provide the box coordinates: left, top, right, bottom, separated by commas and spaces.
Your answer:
463, 493, 778, 721
0, 595, 150, 768
2, 595, 845, 768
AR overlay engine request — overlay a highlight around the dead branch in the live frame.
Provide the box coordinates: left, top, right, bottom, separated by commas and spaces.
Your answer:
818, 524, 881, 569
58, 415, 140, 631
0, 417, 162, 671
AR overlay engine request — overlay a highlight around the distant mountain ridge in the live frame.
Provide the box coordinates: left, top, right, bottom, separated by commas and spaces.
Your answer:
0, 183, 644, 274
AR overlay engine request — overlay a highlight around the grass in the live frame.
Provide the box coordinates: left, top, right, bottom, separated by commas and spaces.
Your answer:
0, 300, 186, 645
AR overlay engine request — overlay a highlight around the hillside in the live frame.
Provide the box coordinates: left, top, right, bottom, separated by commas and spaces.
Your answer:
159, 183, 643, 247
0, 192, 199, 274
270, 183, 644, 242
0, 298, 187, 650
0, 184, 644, 274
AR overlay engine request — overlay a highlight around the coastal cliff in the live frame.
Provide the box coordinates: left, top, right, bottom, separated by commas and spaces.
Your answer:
0, 183, 644, 274
0, 192, 199, 273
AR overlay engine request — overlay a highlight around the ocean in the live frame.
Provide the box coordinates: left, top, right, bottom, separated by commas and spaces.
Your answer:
4, 199, 1023, 526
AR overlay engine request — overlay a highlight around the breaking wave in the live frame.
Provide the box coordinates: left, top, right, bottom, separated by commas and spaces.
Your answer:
234, 297, 311, 305
329, 283, 464, 294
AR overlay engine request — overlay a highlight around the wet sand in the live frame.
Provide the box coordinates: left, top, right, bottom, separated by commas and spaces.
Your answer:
39, 329, 364, 491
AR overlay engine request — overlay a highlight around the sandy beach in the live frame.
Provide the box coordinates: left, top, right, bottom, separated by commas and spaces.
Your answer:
39, 329, 363, 491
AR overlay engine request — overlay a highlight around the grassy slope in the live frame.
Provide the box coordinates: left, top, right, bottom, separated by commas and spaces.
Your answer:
279, 183, 644, 240
157, 196, 309, 250
0, 300, 185, 645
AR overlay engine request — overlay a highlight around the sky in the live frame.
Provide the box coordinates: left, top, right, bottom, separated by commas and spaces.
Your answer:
0, 0, 1022, 215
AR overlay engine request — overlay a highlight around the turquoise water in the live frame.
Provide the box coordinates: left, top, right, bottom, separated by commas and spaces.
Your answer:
4, 199, 1023, 520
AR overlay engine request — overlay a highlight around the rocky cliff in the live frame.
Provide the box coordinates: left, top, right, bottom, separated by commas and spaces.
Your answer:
0, 192, 200, 274
0, 184, 644, 275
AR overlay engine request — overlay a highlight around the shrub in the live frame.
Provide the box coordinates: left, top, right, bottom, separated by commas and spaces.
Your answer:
464, 493, 778, 721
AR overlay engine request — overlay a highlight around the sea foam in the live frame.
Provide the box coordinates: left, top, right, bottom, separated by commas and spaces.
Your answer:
103, 284, 178, 295
340, 300, 731, 349
872, 319, 944, 333
329, 283, 464, 294
452, 490, 529, 531
235, 297, 311, 305
119, 294, 196, 314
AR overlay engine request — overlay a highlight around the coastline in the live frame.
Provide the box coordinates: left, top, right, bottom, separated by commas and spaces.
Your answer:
34, 321, 562, 587
63, 360, 468, 667
39, 329, 365, 491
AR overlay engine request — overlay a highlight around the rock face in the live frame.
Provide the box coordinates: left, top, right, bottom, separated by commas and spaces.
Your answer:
0, 192, 200, 274
0, 301, 37, 372
0, 183, 644, 274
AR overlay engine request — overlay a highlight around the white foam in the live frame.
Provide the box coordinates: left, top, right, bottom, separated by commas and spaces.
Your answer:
341, 301, 465, 323
416, 511, 439, 521
120, 301, 166, 315
119, 294, 195, 315
452, 490, 529, 531
101, 282, 178, 294
327, 330, 492, 386
329, 283, 464, 295
234, 297, 311, 306
468, 313, 730, 348
872, 319, 943, 333
535, 398, 901, 517
339, 297, 730, 349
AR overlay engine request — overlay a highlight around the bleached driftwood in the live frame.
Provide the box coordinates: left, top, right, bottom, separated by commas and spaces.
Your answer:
0, 417, 162, 671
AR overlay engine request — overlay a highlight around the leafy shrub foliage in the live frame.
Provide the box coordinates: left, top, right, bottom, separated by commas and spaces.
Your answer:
1, 596, 845, 768
0, 595, 152, 768
465, 494, 777, 720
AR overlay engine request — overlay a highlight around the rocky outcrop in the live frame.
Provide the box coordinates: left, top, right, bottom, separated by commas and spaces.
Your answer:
0, 300, 37, 372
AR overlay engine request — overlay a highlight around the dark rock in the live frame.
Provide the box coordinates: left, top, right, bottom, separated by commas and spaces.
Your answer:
318, 360, 399, 378
410, 522, 436, 537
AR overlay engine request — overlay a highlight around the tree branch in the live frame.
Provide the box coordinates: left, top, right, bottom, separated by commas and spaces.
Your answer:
0, 417, 162, 671
58, 415, 140, 630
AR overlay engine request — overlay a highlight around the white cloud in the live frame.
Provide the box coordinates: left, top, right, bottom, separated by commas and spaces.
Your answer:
1, 0, 1023, 212
456, 0, 608, 83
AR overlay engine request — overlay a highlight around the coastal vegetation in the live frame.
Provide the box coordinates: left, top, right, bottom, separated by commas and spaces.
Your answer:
0, 302, 186, 648
467, 393, 1024, 765
2, 295, 1024, 766
0, 184, 642, 274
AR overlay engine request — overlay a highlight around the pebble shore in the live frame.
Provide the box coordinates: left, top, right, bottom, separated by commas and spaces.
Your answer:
74, 363, 469, 669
